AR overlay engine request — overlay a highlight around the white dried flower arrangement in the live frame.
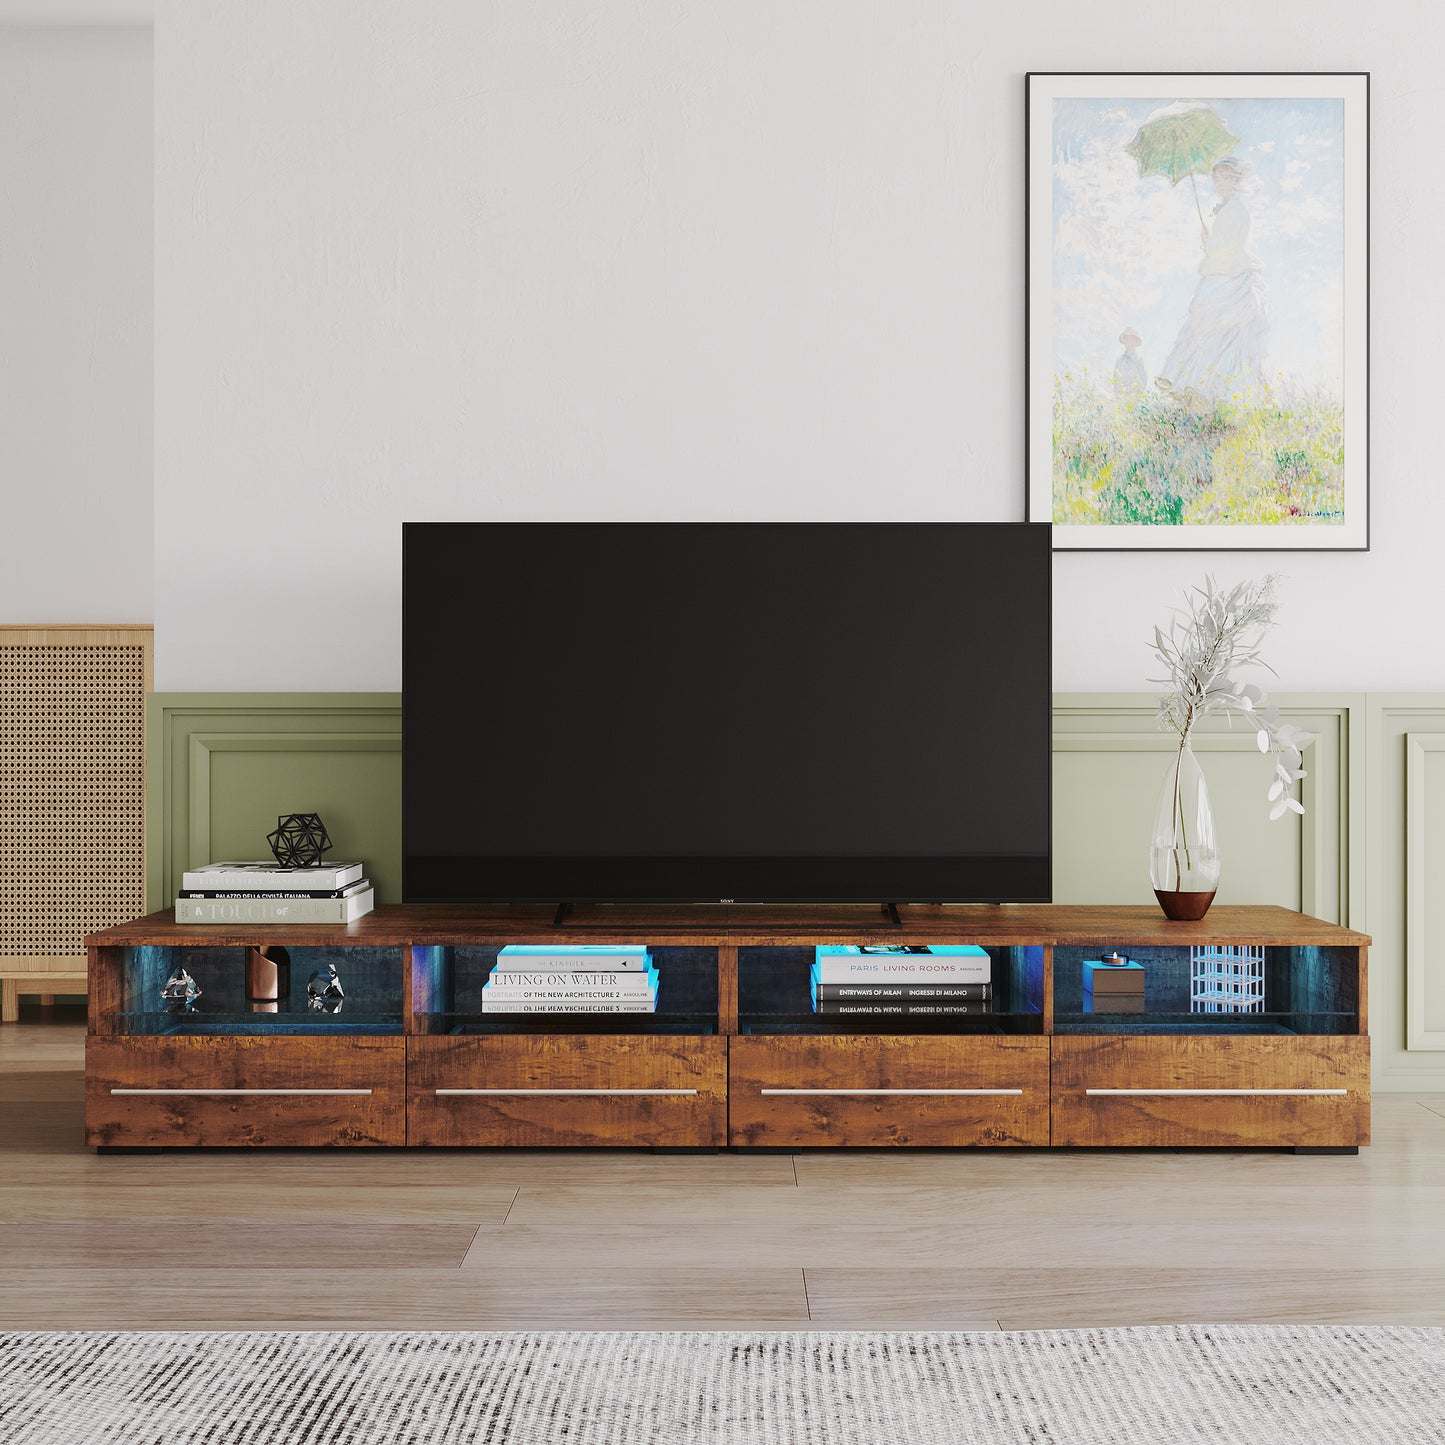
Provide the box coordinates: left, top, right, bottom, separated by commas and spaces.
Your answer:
1149, 574, 1309, 820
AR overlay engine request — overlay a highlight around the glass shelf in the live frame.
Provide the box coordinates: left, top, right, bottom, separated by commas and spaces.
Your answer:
97, 937, 1362, 1040
738, 1013, 1040, 1037
1052, 944, 1360, 1036
110, 944, 405, 1037
102, 1011, 403, 1037
411, 945, 719, 1036
1054, 1010, 1358, 1037
737, 944, 1046, 1036
414, 1012, 718, 1037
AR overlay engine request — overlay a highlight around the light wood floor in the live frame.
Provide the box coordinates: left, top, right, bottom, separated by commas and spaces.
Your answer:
5, 1019, 1445, 1331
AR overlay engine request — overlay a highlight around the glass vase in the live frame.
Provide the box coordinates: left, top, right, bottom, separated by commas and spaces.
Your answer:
1150, 739, 1220, 921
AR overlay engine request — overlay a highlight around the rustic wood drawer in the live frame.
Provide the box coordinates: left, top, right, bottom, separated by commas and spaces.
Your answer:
1050, 1036, 1371, 1148
407, 1035, 727, 1147
727, 1035, 1050, 1147
85, 1036, 406, 1148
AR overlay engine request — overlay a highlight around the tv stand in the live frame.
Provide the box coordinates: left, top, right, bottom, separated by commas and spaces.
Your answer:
552, 901, 571, 928
881, 902, 902, 927
82, 904, 1369, 1152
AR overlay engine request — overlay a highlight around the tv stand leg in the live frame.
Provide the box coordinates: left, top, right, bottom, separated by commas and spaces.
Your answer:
882, 902, 901, 927
553, 902, 571, 928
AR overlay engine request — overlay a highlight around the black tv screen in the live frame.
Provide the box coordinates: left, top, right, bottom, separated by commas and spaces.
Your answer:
403, 522, 1051, 904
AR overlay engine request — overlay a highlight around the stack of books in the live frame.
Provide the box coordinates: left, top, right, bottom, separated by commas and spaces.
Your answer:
482, 945, 658, 1014
175, 861, 375, 924
811, 944, 993, 1016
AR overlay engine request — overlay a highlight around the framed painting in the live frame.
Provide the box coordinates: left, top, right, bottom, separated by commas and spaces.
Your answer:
1027, 72, 1369, 550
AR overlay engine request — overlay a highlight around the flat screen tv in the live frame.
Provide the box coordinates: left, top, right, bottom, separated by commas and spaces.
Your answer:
403, 522, 1051, 905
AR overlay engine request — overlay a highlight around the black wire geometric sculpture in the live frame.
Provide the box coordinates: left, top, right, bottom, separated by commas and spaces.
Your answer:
266, 812, 333, 868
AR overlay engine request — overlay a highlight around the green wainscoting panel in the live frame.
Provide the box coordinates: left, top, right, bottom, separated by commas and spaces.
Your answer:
151, 690, 1445, 1090
1051, 696, 1356, 923
147, 695, 402, 911
1407, 734, 1445, 1047
1366, 698, 1445, 1090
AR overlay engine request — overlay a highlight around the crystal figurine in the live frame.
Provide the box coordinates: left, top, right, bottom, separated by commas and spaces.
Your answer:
160, 966, 202, 1013
307, 962, 345, 1014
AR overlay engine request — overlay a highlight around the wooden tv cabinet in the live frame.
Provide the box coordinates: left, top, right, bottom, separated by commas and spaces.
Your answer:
83, 904, 1369, 1152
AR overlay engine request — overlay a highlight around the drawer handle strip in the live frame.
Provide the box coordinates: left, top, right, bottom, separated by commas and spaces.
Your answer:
760, 1088, 1024, 1096
434, 1088, 698, 1096
1084, 1088, 1348, 1097
111, 1088, 374, 1096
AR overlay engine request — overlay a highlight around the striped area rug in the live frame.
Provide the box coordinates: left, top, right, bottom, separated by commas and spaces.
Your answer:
2, 1326, 1441, 1444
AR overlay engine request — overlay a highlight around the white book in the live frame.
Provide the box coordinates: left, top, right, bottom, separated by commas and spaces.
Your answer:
485, 971, 657, 991
178, 880, 370, 901
480, 1000, 656, 1014
811, 959, 992, 984
174, 888, 375, 925
495, 945, 649, 973
482, 988, 658, 1003
181, 861, 367, 892
812, 944, 991, 984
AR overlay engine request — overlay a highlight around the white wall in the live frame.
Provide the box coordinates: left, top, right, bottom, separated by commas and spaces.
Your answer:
1, 26, 152, 624
0, 4, 150, 20
155, 1, 1442, 691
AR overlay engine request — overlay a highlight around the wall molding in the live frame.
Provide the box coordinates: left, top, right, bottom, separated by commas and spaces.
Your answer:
1363, 699, 1445, 1089
1406, 732, 1445, 1052
148, 694, 403, 911
186, 732, 402, 873
146, 690, 1445, 1090
1052, 727, 1329, 920
1051, 695, 1354, 927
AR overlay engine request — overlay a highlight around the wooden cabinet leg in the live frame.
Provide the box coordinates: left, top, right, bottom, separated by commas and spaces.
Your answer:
1, 981, 19, 1023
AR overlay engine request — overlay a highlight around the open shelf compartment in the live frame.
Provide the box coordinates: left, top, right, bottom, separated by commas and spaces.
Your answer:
1052, 944, 1361, 1036
737, 944, 1046, 1035
98, 944, 406, 1036
409, 945, 719, 1036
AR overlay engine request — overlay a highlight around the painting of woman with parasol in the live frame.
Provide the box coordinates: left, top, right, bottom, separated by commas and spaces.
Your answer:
1124, 102, 1270, 402
1026, 73, 1369, 550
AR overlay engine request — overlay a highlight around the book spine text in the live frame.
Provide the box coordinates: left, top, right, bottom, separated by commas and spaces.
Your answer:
813, 983, 992, 1001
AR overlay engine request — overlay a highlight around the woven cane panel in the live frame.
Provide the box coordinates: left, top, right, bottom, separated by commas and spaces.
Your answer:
0, 644, 146, 958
